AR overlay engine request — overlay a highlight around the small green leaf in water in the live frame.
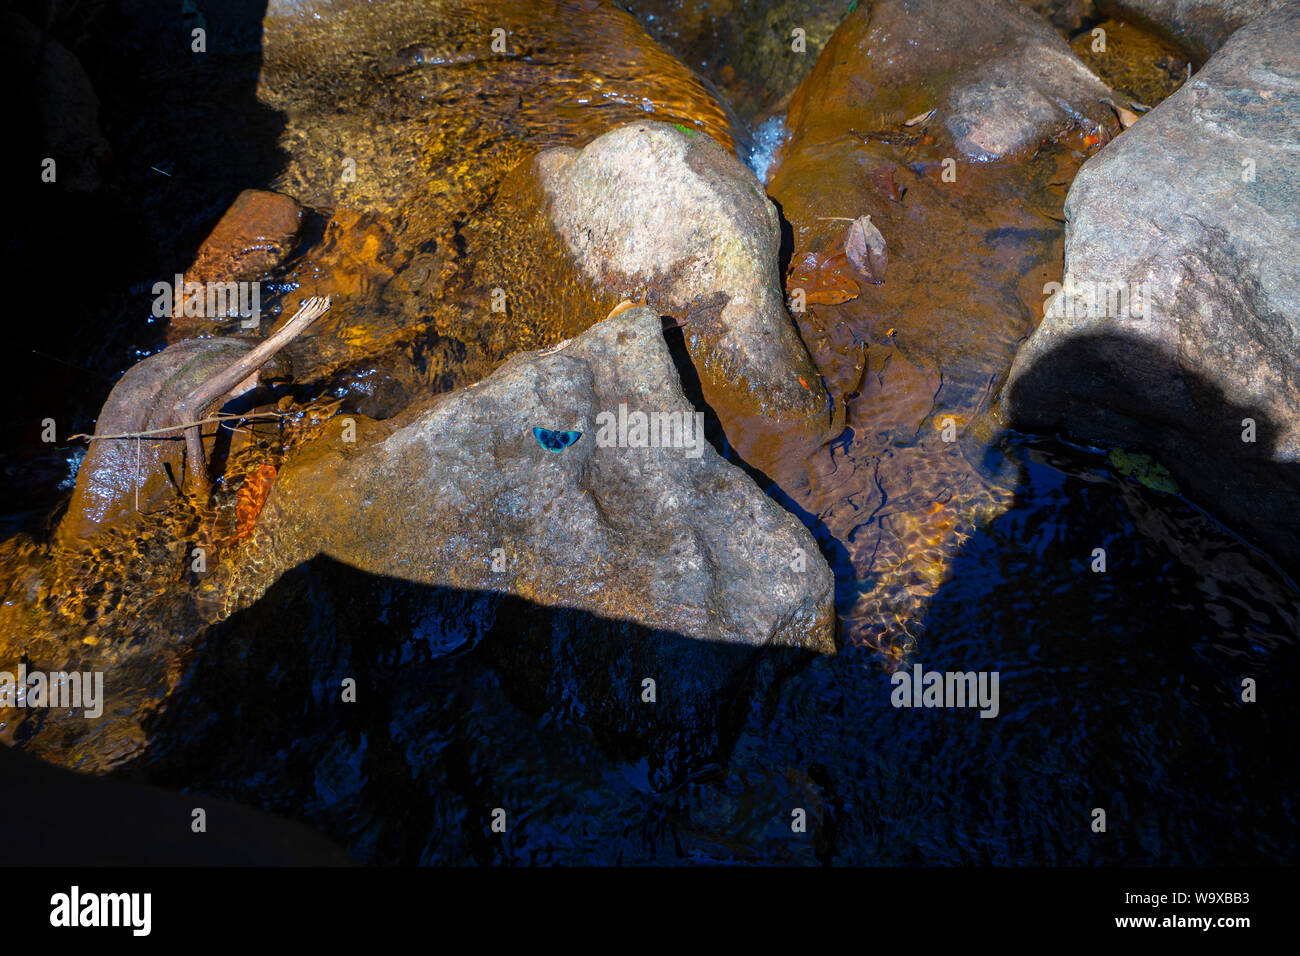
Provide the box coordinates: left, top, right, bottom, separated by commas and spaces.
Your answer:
672, 123, 697, 138
1108, 447, 1180, 494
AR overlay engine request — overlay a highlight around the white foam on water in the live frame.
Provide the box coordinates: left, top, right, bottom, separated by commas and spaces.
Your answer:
745, 115, 789, 185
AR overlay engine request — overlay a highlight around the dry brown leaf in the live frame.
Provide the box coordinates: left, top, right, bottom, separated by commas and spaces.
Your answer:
871, 164, 905, 203
845, 215, 887, 284
1098, 97, 1140, 130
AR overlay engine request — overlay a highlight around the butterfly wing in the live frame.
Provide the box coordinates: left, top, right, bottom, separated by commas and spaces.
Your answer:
532, 427, 582, 452
533, 426, 561, 451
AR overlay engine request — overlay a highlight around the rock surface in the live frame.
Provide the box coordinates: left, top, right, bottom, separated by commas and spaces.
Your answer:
234, 304, 836, 776
185, 189, 303, 285
1001, 2, 1300, 571
57, 338, 261, 545
534, 122, 828, 426
945, 42, 1111, 161
785, 0, 1112, 163
258, 304, 836, 653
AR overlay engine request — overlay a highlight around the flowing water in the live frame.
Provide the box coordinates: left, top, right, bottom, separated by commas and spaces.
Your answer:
2, 0, 1296, 863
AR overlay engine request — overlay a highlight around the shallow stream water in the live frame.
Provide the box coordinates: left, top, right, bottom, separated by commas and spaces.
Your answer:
2, 0, 1296, 864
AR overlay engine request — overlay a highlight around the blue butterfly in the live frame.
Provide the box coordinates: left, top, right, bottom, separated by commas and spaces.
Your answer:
532, 427, 582, 452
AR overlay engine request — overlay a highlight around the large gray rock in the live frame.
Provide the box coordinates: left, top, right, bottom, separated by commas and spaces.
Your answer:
1096, 0, 1289, 59
534, 123, 829, 427
1002, 2, 1300, 570
260, 304, 836, 651
243, 305, 836, 771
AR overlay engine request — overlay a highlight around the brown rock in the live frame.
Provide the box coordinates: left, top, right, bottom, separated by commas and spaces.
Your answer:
56, 338, 260, 546
186, 189, 303, 285
1095, 0, 1289, 61
785, 0, 1111, 162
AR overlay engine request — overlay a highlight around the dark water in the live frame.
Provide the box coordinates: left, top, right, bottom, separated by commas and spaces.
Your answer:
38, 426, 1286, 866
2, 0, 1296, 865
18, 447, 1290, 866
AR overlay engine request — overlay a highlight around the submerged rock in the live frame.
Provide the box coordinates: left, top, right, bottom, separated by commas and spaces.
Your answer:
763, 0, 1114, 655
184, 189, 303, 286
769, 0, 1114, 360
1095, 0, 1290, 60
1001, 3, 1300, 571
619, 0, 850, 120
534, 122, 828, 428
785, 0, 1111, 163
945, 44, 1110, 161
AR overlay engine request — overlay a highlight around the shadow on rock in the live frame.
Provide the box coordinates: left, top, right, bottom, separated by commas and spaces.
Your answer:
705, 331, 1300, 865
1002, 327, 1300, 580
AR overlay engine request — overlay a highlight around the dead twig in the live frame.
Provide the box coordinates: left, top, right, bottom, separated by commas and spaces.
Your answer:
173, 296, 331, 495
68, 409, 295, 442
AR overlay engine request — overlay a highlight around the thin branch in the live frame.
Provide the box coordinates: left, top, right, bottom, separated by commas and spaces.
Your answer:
174, 295, 331, 494
68, 410, 294, 442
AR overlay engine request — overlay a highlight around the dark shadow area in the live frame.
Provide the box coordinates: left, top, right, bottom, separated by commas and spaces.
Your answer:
721, 418, 1299, 863
768, 195, 797, 280
4, 0, 282, 520
568, 324, 1296, 865
0, 742, 352, 865
773, 325, 1300, 863
107, 554, 820, 864
1003, 329, 1300, 581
